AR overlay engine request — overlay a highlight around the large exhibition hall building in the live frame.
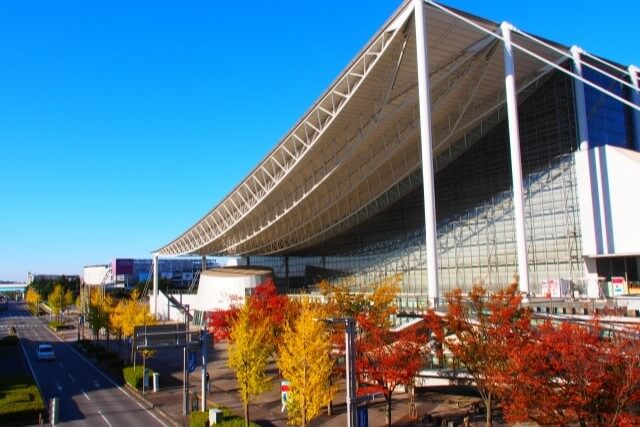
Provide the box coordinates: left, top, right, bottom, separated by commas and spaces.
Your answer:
152, 0, 640, 313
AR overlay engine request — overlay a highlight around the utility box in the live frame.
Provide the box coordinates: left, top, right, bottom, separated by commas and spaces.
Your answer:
209, 408, 223, 424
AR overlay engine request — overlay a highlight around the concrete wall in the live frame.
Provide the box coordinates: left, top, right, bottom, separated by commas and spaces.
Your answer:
576, 146, 640, 257
192, 270, 272, 312
83, 265, 109, 286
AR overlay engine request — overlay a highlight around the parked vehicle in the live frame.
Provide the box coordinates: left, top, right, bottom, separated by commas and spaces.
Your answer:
36, 344, 55, 361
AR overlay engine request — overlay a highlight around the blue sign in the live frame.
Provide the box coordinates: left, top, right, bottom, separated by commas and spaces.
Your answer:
188, 351, 197, 373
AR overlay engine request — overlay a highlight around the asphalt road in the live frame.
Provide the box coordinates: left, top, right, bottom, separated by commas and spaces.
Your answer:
0, 300, 168, 427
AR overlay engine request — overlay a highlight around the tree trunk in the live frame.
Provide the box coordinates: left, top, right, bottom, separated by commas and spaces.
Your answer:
386, 394, 393, 427
485, 391, 493, 427
244, 403, 249, 427
244, 402, 249, 427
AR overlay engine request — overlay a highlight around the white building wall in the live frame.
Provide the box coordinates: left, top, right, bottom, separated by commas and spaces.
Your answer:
191, 271, 271, 312
83, 265, 108, 286
576, 146, 640, 256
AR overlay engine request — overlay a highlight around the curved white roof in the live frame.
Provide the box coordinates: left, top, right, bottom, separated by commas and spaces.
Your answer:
157, 0, 635, 257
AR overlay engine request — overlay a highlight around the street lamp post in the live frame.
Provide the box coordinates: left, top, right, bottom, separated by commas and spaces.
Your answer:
320, 317, 357, 427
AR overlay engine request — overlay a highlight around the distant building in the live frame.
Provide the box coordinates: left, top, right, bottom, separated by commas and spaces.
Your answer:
83, 257, 219, 289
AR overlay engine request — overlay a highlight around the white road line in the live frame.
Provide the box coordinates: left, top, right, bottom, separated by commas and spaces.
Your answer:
56, 383, 63, 392
98, 410, 112, 427
15, 336, 46, 413
68, 374, 76, 382
58, 362, 65, 369
81, 389, 91, 401
43, 322, 168, 426
93, 380, 100, 388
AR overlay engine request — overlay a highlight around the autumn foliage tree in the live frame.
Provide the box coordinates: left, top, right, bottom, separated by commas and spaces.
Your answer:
47, 284, 74, 322
109, 290, 156, 362
425, 283, 531, 426
502, 321, 640, 426
86, 288, 114, 341
227, 303, 272, 427
247, 278, 289, 350
277, 299, 336, 427
357, 315, 422, 427
208, 279, 288, 345
25, 287, 41, 315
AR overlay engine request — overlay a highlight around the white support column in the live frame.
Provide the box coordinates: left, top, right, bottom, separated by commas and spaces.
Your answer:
153, 253, 159, 316
573, 45, 604, 255
571, 46, 590, 151
414, 0, 439, 307
629, 65, 640, 152
501, 22, 530, 294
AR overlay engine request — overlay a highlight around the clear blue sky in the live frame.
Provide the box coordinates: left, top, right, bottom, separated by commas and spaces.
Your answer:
1, 0, 637, 282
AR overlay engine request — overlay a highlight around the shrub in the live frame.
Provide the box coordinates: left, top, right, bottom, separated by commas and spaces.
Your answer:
48, 320, 65, 330
123, 366, 154, 389
188, 405, 261, 427
0, 375, 46, 424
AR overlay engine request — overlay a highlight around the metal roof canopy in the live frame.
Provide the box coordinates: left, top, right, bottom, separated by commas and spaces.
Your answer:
156, 0, 639, 258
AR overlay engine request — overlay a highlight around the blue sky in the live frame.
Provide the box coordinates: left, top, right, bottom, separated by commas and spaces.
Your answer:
1, 0, 638, 282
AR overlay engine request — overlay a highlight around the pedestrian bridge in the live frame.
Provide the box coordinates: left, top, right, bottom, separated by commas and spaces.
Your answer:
0, 283, 27, 292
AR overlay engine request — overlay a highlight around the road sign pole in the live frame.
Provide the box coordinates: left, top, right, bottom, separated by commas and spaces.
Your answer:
183, 346, 188, 415
200, 329, 208, 412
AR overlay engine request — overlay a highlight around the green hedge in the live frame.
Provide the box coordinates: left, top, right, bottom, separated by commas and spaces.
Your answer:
189, 406, 260, 427
123, 366, 155, 389
48, 320, 65, 330
0, 374, 46, 424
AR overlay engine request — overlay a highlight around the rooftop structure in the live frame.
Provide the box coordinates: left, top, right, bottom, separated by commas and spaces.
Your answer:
152, 0, 640, 311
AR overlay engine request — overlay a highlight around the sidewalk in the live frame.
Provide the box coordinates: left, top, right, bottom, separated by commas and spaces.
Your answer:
55, 319, 507, 426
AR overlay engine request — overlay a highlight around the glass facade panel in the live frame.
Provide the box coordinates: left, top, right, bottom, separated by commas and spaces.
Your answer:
583, 66, 634, 148
249, 71, 584, 298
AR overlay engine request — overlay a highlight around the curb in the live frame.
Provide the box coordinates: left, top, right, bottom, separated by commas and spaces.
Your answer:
124, 383, 181, 427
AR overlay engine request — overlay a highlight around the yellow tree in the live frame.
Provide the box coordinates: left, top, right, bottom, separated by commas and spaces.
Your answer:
87, 288, 113, 341
113, 291, 157, 363
110, 299, 127, 356
228, 303, 272, 427
48, 284, 65, 322
63, 289, 74, 312
25, 287, 41, 315
277, 299, 336, 427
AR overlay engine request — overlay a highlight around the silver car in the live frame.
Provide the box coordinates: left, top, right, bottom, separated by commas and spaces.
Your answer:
36, 344, 55, 361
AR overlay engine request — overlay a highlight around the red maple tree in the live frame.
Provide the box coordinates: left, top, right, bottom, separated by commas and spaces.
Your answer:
207, 278, 289, 345
425, 283, 531, 426
357, 314, 422, 427
503, 321, 640, 427
247, 278, 289, 350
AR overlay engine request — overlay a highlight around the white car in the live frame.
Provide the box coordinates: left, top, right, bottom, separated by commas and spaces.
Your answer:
36, 344, 55, 361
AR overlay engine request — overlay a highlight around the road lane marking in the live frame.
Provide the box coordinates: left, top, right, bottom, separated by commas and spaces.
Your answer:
68, 374, 76, 382
58, 362, 65, 369
80, 389, 90, 401
42, 316, 168, 427
98, 410, 112, 427
93, 380, 100, 388
56, 383, 63, 392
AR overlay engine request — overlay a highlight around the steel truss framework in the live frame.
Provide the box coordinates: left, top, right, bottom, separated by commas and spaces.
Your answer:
156, 0, 639, 298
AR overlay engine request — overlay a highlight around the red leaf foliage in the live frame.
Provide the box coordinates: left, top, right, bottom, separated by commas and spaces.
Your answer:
357, 313, 422, 426
503, 321, 640, 426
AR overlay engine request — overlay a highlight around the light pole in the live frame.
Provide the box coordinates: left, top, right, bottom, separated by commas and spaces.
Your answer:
320, 317, 357, 427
